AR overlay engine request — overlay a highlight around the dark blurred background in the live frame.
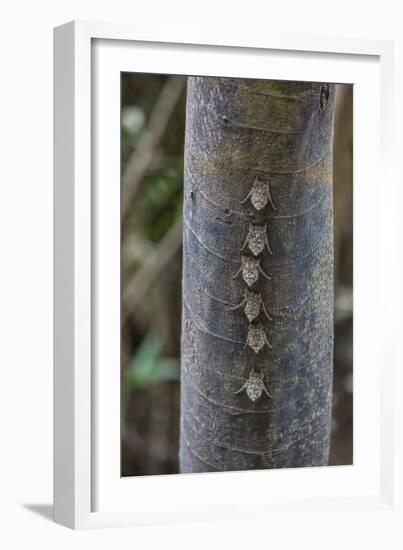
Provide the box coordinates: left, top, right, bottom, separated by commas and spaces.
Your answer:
121, 74, 353, 476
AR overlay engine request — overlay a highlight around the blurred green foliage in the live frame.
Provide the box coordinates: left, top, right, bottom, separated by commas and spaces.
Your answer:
139, 167, 183, 243
121, 79, 186, 247
127, 333, 180, 391
121, 74, 185, 442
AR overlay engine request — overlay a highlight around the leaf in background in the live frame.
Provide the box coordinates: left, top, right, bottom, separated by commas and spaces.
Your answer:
122, 106, 145, 135
128, 332, 179, 391
156, 358, 180, 382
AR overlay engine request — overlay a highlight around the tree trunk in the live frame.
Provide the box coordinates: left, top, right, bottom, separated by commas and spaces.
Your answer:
180, 77, 335, 472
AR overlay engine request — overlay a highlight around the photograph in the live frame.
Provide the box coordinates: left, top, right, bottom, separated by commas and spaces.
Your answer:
120, 74, 353, 476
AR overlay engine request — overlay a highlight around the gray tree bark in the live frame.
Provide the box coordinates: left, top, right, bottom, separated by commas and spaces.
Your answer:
180, 77, 335, 472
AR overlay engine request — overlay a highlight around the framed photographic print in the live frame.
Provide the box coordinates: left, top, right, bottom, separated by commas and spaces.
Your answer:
54, 21, 395, 529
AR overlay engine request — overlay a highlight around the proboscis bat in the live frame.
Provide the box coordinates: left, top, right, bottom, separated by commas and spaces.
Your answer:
241, 223, 272, 256
245, 322, 272, 353
235, 368, 272, 402
240, 176, 277, 211
232, 256, 271, 287
230, 289, 272, 322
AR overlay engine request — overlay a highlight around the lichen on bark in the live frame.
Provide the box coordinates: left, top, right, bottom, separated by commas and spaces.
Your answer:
180, 77, 335, 473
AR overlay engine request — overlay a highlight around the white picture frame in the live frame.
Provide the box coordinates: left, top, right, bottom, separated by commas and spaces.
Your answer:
54, 20, 396, 529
